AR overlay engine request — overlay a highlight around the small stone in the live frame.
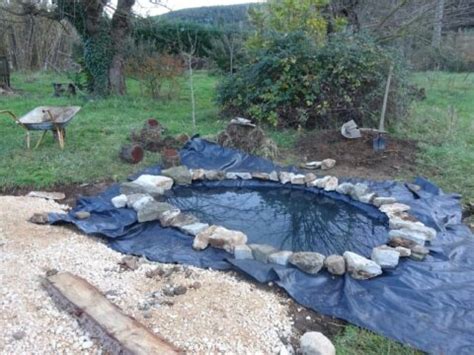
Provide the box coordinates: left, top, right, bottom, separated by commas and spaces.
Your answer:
158, 209, 182, 227
252, 172, 270, 180
304, 161, 322, 170
410, 245, 429, 261
289, 252, 325, 274
179, 223, 209, 236
12, 331, 26, 340
324, 255, 346, 276
371, 246, 400, 269
279, 172, 294, 184
168, 213, 200, 228
388, 236, 417, 249
191, 168, 206, 180
304, 173, 317, 184
111, 194, 128, 208
395, 246, 411, 257
324, 176, 338, 191
137, 301, 151, 311
358, 192, 377, 204
131, 195, 154, 212
204, 170, 225, 180
133, 174, 174, 191
389, 218, 436, 240
193, 225, 247, 253
190, 281, 202, 289
120, 182, 162, 197
268, 171, 279, 181
249, 244, 279, 263
145, 267, 165, 278
234, 244, 253, 260
321, 159, 336, 170
268, 251, 293, 266
143, 311, 152, 319
343, 251, 382, 280
350, 183, 369, 200
173, 285, 187, 295
307, 176, 331, 188
29, 213, 49, 224
389, 229, 427, 246
161, 166, 193, 185
26, 191, 65, 200
81, 340, 94, 350
226, 172, 252, 180
74, 211, 90, 220
126, 193, 148, 208
379, 203, 411, 215
137, 201, 177, 223
335, 182, 354, 195
290, 174, 306, 185
118, 256, 140, 271
300, 331, 335, 355
373, 196, 397, 207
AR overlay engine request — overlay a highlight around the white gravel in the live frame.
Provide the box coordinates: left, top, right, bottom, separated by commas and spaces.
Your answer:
0, 196, 294, 354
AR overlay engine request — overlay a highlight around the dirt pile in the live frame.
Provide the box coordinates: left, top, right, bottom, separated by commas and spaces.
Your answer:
217, 120, 278, 159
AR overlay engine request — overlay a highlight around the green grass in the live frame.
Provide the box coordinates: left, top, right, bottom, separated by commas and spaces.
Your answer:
394, 71, 474, 201
0, 71, 224, 189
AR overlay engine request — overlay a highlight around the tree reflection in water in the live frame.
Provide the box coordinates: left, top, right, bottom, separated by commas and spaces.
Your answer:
168, 185, 388, 257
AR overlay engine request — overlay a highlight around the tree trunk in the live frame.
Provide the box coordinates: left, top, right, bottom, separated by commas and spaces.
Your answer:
432, 0, 445, 48
109, 0, 135, 95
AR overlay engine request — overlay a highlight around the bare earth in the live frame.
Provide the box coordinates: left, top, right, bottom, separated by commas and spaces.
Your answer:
0, 196, 294, 354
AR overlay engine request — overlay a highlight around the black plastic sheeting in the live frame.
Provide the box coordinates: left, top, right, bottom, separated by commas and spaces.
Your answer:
50, 138, 474, 354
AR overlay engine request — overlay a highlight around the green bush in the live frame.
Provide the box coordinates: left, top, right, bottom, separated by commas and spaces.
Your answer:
217, 31, 411, 129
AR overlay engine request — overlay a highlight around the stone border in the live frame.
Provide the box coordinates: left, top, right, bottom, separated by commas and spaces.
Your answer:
111, 166, 436, 280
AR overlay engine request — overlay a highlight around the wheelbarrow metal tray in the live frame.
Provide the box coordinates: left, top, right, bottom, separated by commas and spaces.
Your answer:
18, 106, 81, 131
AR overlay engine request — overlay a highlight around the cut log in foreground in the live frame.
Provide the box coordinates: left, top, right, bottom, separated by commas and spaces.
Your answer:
42, 272, 180, 355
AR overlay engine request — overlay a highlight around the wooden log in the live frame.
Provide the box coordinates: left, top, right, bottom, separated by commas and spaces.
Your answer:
119, 144, 144, 164
42, 272, 180, 355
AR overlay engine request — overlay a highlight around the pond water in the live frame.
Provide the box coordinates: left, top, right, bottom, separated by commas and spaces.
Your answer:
168, 185, 388, 257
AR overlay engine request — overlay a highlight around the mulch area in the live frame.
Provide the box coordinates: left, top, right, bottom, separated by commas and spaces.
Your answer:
294, 129, 419, 180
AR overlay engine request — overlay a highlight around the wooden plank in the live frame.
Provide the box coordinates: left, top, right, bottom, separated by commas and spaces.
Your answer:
43, 272, 180, 355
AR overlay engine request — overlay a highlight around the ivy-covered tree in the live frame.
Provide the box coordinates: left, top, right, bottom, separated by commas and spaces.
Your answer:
1, 0, 136, 96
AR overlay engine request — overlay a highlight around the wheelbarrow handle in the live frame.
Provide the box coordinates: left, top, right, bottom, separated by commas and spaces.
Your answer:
0, 110, 28, 130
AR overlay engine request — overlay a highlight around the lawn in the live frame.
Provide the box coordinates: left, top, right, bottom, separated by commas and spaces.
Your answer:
0, 71, 224, 189
1, 70, 471, 354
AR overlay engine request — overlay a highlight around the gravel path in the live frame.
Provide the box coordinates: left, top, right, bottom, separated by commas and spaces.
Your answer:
0, 196, 294, 354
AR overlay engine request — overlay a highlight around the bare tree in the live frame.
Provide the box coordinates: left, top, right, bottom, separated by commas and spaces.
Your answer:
432, 0, 445, 48
179, 32, 198, 135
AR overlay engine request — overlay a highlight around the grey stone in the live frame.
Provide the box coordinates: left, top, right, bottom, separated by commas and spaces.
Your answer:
251, 172, 271, 180
161, 166, 192, 185
120, 182, 164, 197
373, 196, 397, 207
204, 170, 225, 180
131, 195, 154, 212
249, 244, 279, 263
324, 176, 338, 191
300, 331, 335, 355
410, 245, 429, 261
168, 213, 200, 228
289, 252, 325, 275
226, 172, 252, 180
350, 183, 369, 200
194, 225, 247, 253
304, 161, 322, 170
388, 236, 417, 249
335, 182, 354, 195
379, 203, 411, 215
12, 331, 26, 340
158, 208, 181, 227
343, 251, 382, 280
111, 194, 128, 208
137, 201, 176, 223
178, 223, 209, 236
324, 255, 346, 276
307, 176, 331, 188
290, 174, 306, 185
321, 159, 336, 170
304, 173, 317, 184
29, 213, 49, 225
389, 218, 436, 240
358, 192, 377, 204
126, 193, 148, 208
173, 285, 187, 295
191, 168, 206, 180
389, 229, 428, 246
268, 171, 279, 181
234, 244, 253, 260
395, 246, 411, 257
133, 174, 174, 190
279, 172, 294, 184
119, 256, 140, 271
268, 251, 293, 266
371, 246, 400, 269
75, 211, 90, 220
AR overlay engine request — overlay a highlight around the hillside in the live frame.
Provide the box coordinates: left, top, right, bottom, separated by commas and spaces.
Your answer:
159, 3, 260, 27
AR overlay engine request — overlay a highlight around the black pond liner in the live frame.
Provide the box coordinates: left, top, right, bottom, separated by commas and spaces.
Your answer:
49, 138, 474, 354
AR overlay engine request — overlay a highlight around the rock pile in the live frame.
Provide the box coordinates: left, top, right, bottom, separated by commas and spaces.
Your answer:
71, 165, 438, 281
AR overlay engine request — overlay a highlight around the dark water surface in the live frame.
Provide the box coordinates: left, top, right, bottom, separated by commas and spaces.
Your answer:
169, 185, 388, 256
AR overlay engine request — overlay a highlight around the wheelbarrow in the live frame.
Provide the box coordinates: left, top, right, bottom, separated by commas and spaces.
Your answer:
0, 106, 81, 149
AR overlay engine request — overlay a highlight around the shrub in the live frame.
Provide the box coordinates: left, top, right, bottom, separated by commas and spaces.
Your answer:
217, 31, 411, 129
